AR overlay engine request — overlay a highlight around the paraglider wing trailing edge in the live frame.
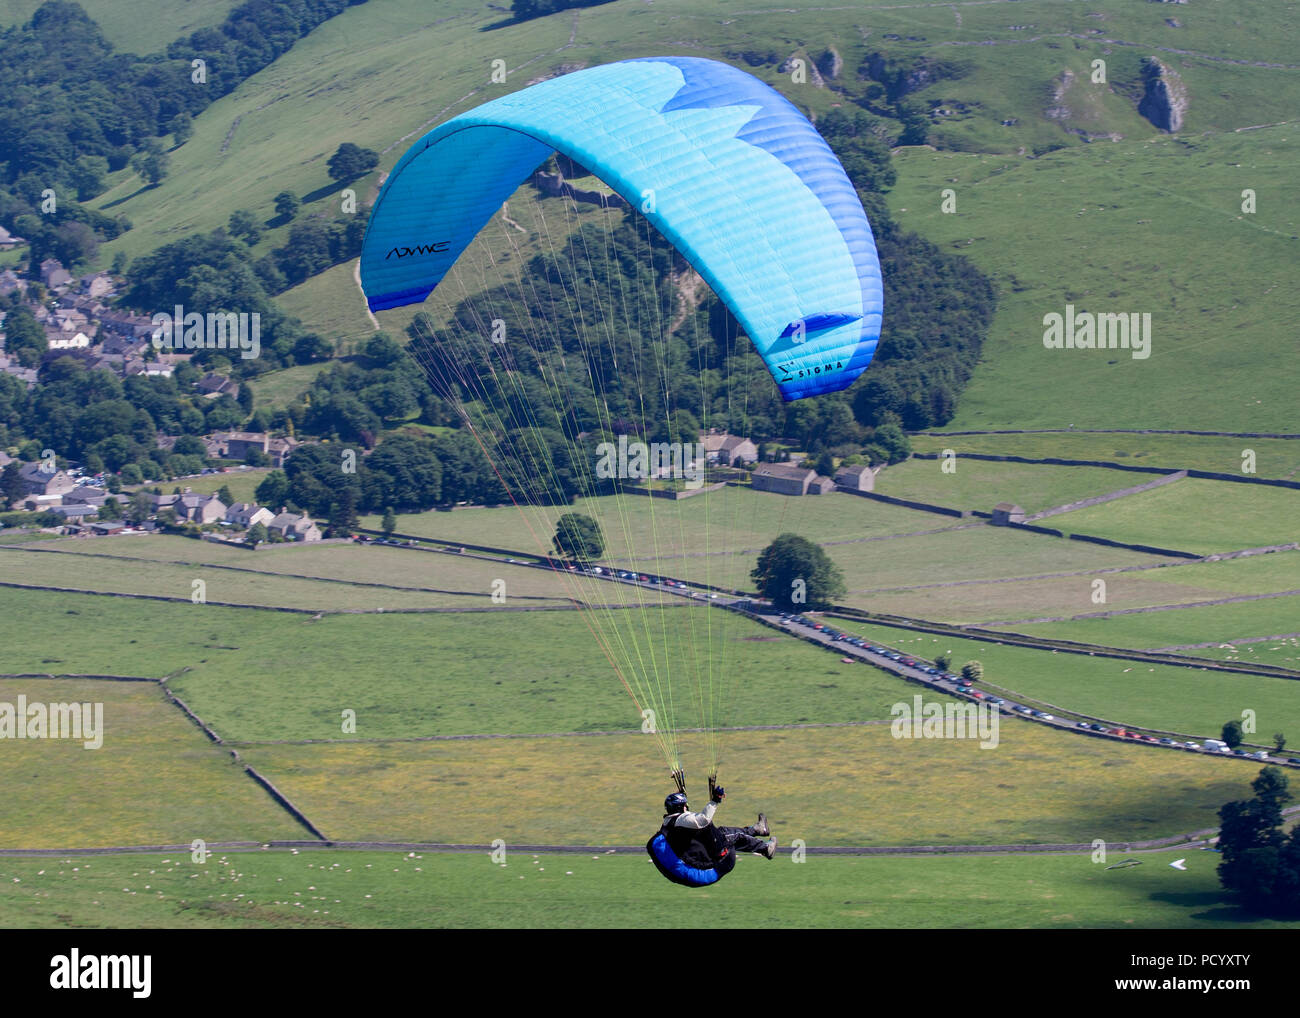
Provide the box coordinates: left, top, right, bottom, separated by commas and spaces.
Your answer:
360, 56, 883, 401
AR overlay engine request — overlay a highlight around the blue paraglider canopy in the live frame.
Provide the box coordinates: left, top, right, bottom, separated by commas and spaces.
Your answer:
360, 56, 882, 401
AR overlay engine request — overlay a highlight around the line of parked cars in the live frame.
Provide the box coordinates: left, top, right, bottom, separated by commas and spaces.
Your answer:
767, 613, 1300, 763
774, 613, 985, 690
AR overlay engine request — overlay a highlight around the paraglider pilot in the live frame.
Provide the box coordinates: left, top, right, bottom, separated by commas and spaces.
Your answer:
647, 776, 775, 887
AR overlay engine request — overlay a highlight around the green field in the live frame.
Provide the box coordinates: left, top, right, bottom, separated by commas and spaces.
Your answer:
168, 606, 918, 743
910, 433, 1300, 482
860, 548, 1300, 626
832, 526, 1159, 604
1049, 478, 1300, 555
245, 362, 334, 413
4, 848, 1292, 929
369, 492, 1162, 597
234, 721, 1260, 847
828, 621, 1298, 739
25, 535, 666, 606
81, 0, 1300, 418
368, 487, 947, 564
126, 468, 272, 505
1000, 595, 1300, 658
1174, 636, 1300, 669
0, 679, 305, 850
872, 458, 1156, 515
0, 544, 538, 611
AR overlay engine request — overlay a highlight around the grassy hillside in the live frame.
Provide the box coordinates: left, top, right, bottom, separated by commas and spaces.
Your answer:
0, 0, 239, 52
888, 129, 1300, 431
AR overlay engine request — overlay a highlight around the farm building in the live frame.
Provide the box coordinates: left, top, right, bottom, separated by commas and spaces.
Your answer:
752, 463, 836, 496
834, 464, 875, 492
992, 502, 1026, 525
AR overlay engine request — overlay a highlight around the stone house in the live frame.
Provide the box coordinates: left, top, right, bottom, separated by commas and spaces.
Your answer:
268, 510, 322, 542
178, 493, 227, 524
225, 503, 275, 529
701, 432, 758, 466
18, 462, 78, 498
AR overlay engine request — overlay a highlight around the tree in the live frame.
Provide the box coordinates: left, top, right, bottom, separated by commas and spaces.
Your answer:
131, 147, 169, 186
872, 422, 912, 464
327, 143, 379, 183
292, 333, 333, 364
1, 306, 47, 366
217, 485, 235, 506
750, 533, 846, 610
364, 434, 442, 511
363, 333, 404, 368
328, 489, 359, 536
1, 462, 25, 508
381, 507, 397, 538
255, 470, 290, 509
553, 512, 604, 562
126, 491, 151, 525
812, 451, 835, 478
69, 155, 109, 200
274, 191, 300, 220
228, 209, 263, 246
1274, 733, 1287, 754
961, 661, 983, 683
168, 113, 194, 147
935, 652, 952, 672
274, 219, 334, 284
861, 443, 890, 467
1223, 720, 1244, 749
97, 497, 122, 521
247, 522, 268, 547
1217, 767, 1300, 917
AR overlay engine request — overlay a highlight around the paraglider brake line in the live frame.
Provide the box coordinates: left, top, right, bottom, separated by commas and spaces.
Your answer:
671, 769, 686, 795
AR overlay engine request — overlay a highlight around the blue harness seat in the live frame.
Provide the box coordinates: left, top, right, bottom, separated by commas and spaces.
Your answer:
646, 830, 736, 888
